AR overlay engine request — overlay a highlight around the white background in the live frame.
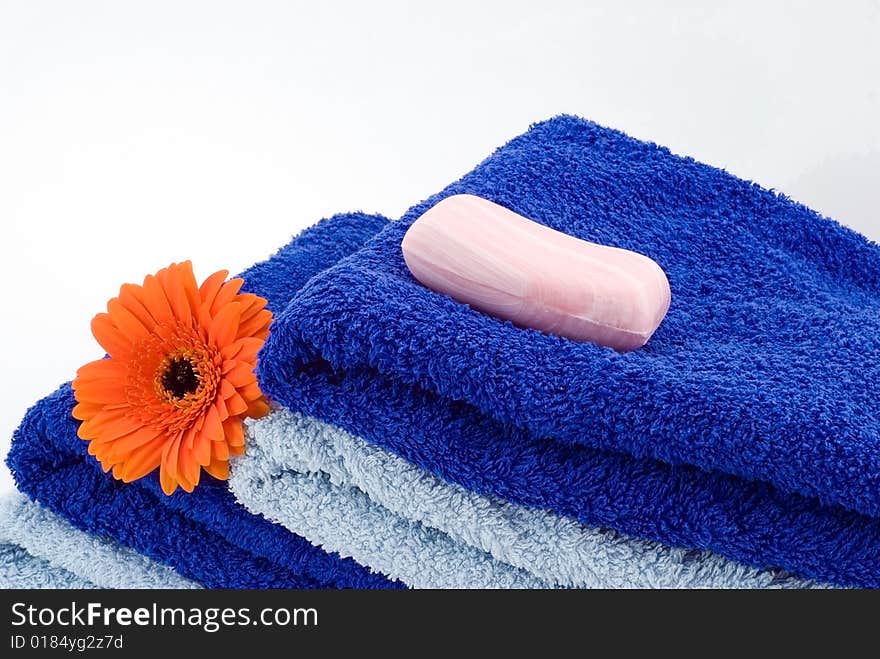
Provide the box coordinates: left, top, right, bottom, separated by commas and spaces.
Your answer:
1, 1, 878, 495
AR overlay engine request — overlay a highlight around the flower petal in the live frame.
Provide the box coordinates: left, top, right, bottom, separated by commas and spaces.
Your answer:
236, 294, 268, 324
105, 426, 163, 464
222, 418, 245, 447
204, 457, 229, 480
161, 433, 182, 482
141, 274, 174, 325
219, 378, 237, 399
213, 395, 229, 422
177, 261, 202, 317
163, 265, 193, 328
223, 390, 249, 416
75, 357, 127, 382
247, 398, 270, 418
237, 381, 263, 403
107, 298, 151, 343
177, 440, 202, 488
159, 461, 178, 495
84, 413, 145, 445
224, 362, 257, 388
202, 404, 224, 442
198, 269, 229, 309
236, 308, 272, 341
211, 437, 229, 461
72, 377, 128, 406
193, 430, 211, 467
197, 301, 214, 340
220, 336, 264, 362
116, 435, 167, 482
77, 408, 127, 440
118, 283, 158, 332
91, 313, 132, 357
210, 278, 244, 316
177, 462, 198, 493
89, 441, 111, 462
72, 401, 104, 421
182, 424, 198, 450
208, 301, 241, 349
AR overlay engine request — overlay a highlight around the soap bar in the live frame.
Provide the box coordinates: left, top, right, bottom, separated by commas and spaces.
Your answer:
401, 194, 671, 351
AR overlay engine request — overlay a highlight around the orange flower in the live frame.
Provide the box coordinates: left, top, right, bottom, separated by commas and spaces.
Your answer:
72, 261, 272, 495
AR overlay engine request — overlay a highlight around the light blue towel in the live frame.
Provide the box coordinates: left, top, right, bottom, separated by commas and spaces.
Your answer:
0, 493, 199, 589
230, 408, 824, 588
0, 545, 95, 589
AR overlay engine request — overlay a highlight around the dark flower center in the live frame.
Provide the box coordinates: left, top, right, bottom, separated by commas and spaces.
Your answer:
161, 357, 200, 399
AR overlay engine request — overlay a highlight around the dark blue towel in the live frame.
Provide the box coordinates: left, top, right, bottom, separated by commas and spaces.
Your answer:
7, 212, 400, 589
259, 116, 880, 588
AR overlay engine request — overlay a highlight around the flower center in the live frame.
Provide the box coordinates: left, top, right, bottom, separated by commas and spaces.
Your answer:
160, 357, 201, 399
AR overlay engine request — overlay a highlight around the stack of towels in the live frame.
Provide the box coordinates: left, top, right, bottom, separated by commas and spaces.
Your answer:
4, 115, 879, 589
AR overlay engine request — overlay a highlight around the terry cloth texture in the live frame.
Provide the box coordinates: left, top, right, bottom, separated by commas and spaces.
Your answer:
231, 409, 822, 588
6, 212, 400, 590
0, 493, 197, 589
234, 412, 546, 588
0, 545, 94, 589
258, 115, 880, 588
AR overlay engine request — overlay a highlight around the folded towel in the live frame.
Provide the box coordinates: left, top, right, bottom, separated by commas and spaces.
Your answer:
232, 408, 822, 588
6, 212, 399, 589
258, 115, 880, 588
0, 493, 197, 589
234, 411, 547, 588
1, 545, 93, 589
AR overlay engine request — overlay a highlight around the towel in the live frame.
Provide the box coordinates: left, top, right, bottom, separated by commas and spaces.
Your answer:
234, 411, 547, 588
7, 205, 809, 591
0, 493, 198, 589
1, 545, 93, 589
257, 115, 880, 588
231, 408, 821, 588
6, 212, 400, 589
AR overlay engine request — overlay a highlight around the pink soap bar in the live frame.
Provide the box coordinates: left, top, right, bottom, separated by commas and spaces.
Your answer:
401, 194, 671, 351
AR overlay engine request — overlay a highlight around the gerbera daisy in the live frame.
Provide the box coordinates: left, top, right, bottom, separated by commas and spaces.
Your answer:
72, 261, 272, 495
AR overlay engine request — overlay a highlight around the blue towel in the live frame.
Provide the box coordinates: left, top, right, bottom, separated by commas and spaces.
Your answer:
6, 212, 399, 589
258, 115, 880, 588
